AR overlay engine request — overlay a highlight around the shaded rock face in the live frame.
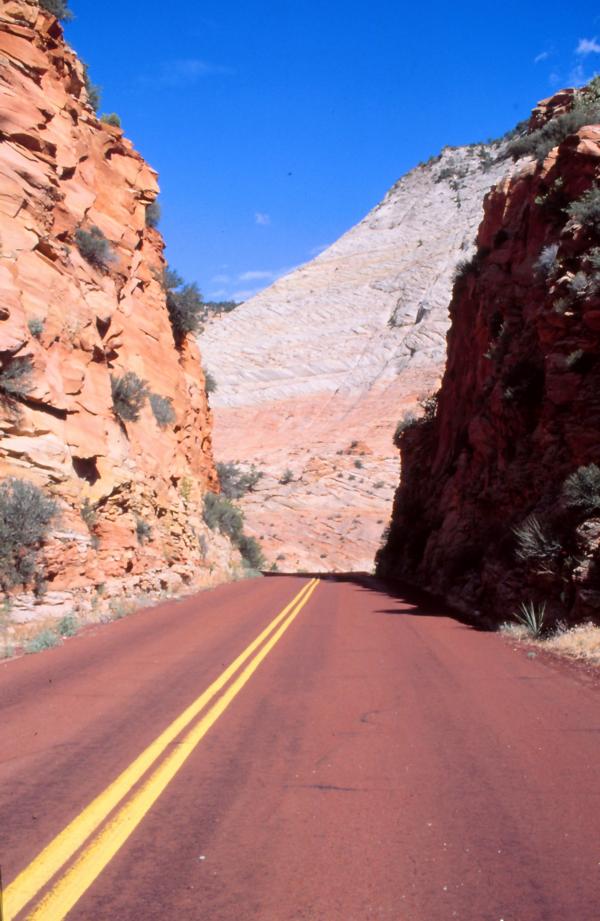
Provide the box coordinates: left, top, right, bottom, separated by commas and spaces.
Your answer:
0, 1, 234, 620
377, 92, 600, 626
202, 142, 514, 572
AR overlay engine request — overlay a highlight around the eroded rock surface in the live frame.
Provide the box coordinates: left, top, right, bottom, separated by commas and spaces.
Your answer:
0, 0, 236, 628
377, 91, 600, 625
202, 143, 514, 571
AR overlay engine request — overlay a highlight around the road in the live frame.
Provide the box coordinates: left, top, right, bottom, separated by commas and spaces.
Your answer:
0, 574, 599, 920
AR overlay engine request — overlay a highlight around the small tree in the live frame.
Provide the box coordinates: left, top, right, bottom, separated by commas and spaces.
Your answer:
217, 462, 262, 499
0, 478, 58, 591
75, 226, 113, 269
162, 269, 205, 345
100, 113, 121, 128
566, 184, 600, 231
39, 0, 73, 21
111, 372, 148, 422
145, 200, 161, 229
203, 492, 244, 543
237, 534, 265, 570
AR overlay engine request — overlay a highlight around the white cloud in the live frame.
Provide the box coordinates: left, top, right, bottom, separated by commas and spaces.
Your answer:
576, 37, 600, 55
534, 50, 550, 64
211, 273, 230, 284
568, 63, 596, 86
208, 289, 228, 299
255, 212, 271, 226
231, 288, 260, 301
142, 59, 234, 88
239, 269, 276, 281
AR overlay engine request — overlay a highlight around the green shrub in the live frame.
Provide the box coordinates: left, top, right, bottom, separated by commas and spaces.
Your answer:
508, 100, 600, 161
0, 356, 34, 402
82, 63, 101, 113
162, 269, 205, 345
75, 226, 113, 269
513, 600, 546, 637
354, 459, 363, 469
25, 629, 60, 654
513, 514, 561, 565
100, 113, 121, 128
57, 614, 78, 637
135, 516, 152, 545
203, 492, 244, 543
28, 317, 44, 338
149, 392, 176, 428
237, 534, 265, 570
534, 243, 559, 278
566, 184, 600, 231
280, 469, 293, 484
81, 498, 98, 532
217, 462, 262, 499
204, 370, 217, 394
145, 200, 161, 229
39, 0, 73, 20
393, 411, 417, 446
562, 464, 600, 515
0, 479, 58, 591
111, 372, 148, 422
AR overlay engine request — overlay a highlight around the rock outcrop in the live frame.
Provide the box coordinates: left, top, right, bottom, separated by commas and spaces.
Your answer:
377, 89, 600, 626
202, 142, 515, 571
0, 0, 236, 630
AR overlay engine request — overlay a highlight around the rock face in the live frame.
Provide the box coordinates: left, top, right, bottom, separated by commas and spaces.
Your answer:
0, 0, 235, 626
377, 91, 600, 625
202, 142, 514, 571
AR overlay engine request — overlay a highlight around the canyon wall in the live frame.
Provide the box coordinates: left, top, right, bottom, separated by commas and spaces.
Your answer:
377, 90, 600, 626
202, 142, 515, 571
0, 0, 236, 632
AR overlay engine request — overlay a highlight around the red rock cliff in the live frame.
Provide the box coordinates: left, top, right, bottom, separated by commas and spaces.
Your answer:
0, 0, 234, 622
377, 89, 600, 626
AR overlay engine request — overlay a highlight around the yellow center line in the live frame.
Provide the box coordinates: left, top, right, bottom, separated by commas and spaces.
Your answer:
4, 578, 318, 921
26, 578, 320, 921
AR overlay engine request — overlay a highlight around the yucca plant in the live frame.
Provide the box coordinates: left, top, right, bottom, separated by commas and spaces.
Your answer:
514, 600, 546, 637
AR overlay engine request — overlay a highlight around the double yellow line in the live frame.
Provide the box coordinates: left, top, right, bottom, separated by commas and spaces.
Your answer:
5, 578, 319, 920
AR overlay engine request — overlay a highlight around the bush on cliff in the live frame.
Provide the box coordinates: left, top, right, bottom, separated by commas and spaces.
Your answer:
149, 392, 176, 428
39, 0, 73, 21
162, 269, 206, 346
100, 113, 121, 128
513, 514, 561, 568
110, 372, 149, 423
0, 357, 34, 404
145, 200, 161, 229
566, 184, 600, 231
75, 226, 113, 269
0, 478, 58, 591
237, 534, 265, 570
562, 464, 600, 515
217, 462, 262, 499
82, 63, 101, 113
204, 370, 217, 394
203, 492, 244, 543
507, 98, 600, 162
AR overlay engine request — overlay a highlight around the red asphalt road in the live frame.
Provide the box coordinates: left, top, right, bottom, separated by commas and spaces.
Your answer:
0, 574, 599, 920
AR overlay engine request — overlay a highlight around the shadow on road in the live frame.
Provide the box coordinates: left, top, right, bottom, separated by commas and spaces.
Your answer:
262, 571, 489, 631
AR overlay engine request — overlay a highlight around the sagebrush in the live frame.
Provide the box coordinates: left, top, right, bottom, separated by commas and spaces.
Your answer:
0, 478, 58, 591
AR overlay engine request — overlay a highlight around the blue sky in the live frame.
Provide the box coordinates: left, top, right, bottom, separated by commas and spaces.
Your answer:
65, 1, 600, 302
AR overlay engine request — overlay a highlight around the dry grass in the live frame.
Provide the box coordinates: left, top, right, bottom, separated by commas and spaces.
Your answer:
500, 621, 600, 665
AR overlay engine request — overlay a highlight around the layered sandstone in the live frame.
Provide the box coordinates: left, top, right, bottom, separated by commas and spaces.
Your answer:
202, 143, 515, 571
377, 92, 600, 625
0, 0, 236, 631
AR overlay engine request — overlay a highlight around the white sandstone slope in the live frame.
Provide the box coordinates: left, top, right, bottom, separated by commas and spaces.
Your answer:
201, 143, 514, 572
